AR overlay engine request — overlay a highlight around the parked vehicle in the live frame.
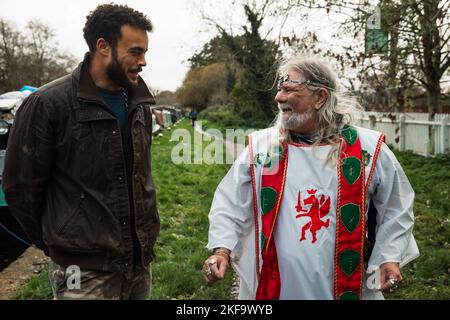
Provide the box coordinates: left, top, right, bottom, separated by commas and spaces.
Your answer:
163, 110, 173, 127
152, 114, 161, 135
151, 106, 182, 129
0, 88, 35, 206
153, 109, 165, 128
0, 88, 35, 266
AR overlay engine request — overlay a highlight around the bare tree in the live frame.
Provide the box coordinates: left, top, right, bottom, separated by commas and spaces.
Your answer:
283, 0, 450, 117
24, 19, 77, 88
0, 19, 27, 92
0, 18, 77, 93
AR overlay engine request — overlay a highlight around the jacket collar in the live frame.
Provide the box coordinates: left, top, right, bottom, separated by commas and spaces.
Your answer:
76, 52, 155, 106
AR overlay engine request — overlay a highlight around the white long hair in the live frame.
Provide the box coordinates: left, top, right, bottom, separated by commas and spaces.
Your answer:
273, 56, 363, 164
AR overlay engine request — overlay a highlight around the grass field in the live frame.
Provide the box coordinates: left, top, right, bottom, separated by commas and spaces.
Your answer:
11, 119, 450, 300
149, 120, 234, 299
386, 150, 450, 299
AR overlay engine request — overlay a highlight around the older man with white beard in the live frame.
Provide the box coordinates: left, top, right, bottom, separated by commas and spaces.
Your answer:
202, 56, 419, 300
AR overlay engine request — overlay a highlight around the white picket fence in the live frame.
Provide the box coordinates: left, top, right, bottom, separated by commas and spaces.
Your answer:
355, 112, 450, 156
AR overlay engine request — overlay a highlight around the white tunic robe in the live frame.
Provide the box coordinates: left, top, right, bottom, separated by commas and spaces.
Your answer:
207, 127, 419, 300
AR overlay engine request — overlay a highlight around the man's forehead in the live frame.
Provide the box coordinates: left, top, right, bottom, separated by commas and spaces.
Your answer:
118, 25, 148, 44
278, 72, 303, 86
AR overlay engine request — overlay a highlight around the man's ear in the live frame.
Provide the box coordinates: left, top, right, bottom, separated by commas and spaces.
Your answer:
314, 88, 328, 110
96, 38, 111, 57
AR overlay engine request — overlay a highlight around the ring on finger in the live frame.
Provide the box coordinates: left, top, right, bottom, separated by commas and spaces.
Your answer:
388, 278, 399, 292
208, 258, 217, 266
388, 278, 398, 286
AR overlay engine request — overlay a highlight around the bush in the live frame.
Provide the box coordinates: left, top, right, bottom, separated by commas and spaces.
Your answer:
198, 104, 270, 130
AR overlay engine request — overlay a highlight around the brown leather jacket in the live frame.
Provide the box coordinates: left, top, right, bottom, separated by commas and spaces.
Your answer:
3, 54, 160, 272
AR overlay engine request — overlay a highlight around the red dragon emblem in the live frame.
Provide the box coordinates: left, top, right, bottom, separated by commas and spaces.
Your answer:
295, 189, 331, 243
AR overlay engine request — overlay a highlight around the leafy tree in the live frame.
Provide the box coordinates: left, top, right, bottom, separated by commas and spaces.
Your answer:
155, 90, 180, 106
188, 35, 240, 98
202, 2, 283, 122
176, 63, 230, 110
188, 35, 236, 68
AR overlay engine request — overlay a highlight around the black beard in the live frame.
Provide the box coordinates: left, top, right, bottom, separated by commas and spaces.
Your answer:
106, 50, 134, 89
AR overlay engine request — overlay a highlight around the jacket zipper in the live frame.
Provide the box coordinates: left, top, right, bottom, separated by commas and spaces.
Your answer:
79, 97, 138, 269
117, 94, 141, 270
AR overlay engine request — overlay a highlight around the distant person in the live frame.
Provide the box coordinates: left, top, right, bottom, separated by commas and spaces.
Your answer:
189, 109, 198, 127
3, 4, 160, 300
203, 56, 419, 299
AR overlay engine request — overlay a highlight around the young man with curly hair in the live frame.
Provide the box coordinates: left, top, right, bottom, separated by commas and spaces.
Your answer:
3, 4, 160, 299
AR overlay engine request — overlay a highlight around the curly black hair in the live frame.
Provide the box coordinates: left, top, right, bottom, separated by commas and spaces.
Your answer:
83, 3, 153, 52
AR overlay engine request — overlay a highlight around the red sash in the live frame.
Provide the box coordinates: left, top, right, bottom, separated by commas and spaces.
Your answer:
255, 143, 288, 300
255, 126, 365, 300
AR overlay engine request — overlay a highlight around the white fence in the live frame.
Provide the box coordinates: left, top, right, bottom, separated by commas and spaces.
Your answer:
356, 112, 450, 156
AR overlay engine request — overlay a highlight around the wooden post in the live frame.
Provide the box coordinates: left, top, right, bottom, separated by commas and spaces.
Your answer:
399, 114, 406, 152
441, 115, 449, 154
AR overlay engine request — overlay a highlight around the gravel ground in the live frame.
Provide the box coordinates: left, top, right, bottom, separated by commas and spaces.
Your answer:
0, 247, 48, 299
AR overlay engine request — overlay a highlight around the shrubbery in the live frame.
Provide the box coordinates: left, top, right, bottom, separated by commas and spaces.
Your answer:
198, 105, 270, 130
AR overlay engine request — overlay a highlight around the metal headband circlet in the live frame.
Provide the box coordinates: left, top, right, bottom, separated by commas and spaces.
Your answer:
278, 73, 334, 91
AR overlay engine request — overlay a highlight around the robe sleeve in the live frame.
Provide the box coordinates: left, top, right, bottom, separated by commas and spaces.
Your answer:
368, 143, 420, 268
206, 146, 254, 257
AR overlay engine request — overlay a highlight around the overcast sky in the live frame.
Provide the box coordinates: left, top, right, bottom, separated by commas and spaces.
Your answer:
0, 0, 216, 92
1, 0, 364, 92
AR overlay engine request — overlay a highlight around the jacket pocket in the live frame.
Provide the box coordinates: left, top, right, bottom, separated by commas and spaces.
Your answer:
57, 196, 85, 236
53, 193, 122, 253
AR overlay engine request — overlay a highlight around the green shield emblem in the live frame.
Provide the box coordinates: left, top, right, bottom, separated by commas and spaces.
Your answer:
261, 187, 277, 214
339, 291, 359, 300
340, 203, 361, 233
339, 249, 360, 276
341, 157, 361, 185
341, 125, 358, 145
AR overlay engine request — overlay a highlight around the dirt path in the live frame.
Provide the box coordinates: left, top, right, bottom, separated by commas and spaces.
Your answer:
194, 123, 246, 161
0, 247, 48, 299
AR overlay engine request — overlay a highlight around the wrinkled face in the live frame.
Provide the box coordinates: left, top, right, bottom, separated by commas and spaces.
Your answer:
275, 69, 320, 134
106, 25, 148, 88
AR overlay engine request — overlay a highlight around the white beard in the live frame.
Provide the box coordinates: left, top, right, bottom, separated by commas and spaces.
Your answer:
278, 104, 315, 131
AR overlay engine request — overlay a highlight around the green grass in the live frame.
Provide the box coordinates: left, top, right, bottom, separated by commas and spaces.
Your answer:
11, 265, 52, 300
10, 120, 450, 299
150, 120, 233, 299
197, 119, 253, 148
384, 151, 450, 300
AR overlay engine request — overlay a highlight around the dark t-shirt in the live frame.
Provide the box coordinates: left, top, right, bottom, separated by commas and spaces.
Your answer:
98, 87, 127, 132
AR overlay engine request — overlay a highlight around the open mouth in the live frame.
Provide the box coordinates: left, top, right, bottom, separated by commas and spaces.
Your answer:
129, 68, 142, 77
279, 105, 293, 113
129, 71, 139, 80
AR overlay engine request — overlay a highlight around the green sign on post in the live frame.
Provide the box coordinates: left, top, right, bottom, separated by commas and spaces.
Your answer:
365, 29, 388, 54
365, 5, 388, 55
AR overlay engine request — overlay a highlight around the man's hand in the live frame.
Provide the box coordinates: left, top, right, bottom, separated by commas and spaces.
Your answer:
202, 249, 230, 284
379, 262, 402, 293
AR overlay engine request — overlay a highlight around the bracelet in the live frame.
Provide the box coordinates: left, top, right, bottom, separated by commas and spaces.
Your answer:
213, 247, 231, 261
